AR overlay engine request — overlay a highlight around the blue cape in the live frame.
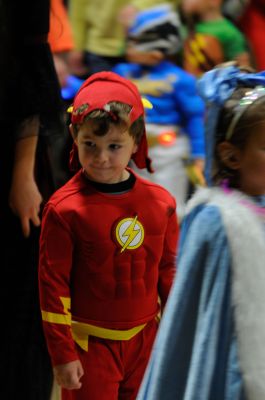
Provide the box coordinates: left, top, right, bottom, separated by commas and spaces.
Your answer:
137, 204, 245, 400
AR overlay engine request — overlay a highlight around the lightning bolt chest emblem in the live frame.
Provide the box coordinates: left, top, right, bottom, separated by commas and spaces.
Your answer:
115, 216, 144, 253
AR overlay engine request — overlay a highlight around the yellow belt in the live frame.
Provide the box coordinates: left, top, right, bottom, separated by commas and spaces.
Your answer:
71, 320, 147, 351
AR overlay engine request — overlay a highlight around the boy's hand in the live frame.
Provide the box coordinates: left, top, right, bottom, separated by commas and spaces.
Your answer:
192, 158, 206, 186
183, 158, 206, 187
54, 360, 84, 390
193, 158, 205, 172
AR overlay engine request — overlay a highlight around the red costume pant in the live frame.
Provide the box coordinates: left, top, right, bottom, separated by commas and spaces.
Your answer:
62, 319, 158, 400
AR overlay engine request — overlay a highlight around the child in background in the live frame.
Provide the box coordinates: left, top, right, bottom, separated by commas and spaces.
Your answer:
137, 63, 265, 400
181, 0, 251, 77
39, 71, 179, 400
114, 4, 205, 219
68, 0, 171, 76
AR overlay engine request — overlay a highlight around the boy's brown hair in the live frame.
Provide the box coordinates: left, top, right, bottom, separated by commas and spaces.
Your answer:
71, 101, 145, 145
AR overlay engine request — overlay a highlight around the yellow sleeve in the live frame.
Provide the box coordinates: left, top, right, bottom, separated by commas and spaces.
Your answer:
69, 0, 90, 50
131, 0, 179, 11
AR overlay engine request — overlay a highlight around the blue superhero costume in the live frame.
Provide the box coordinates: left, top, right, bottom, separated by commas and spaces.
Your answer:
113, 61, 204, 158
113, 60, 205, 218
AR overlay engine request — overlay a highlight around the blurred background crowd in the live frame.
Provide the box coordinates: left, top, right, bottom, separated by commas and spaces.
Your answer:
1, 0, 265, 399
49, 0, 265, 217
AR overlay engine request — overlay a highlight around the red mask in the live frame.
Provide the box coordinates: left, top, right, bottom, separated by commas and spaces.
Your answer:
69, 71, 153, 173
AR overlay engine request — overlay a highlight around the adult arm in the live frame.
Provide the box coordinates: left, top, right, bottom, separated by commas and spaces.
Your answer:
9, 116, 42, 237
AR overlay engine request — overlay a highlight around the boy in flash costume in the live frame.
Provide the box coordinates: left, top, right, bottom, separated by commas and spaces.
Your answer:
39, 71, 179, 399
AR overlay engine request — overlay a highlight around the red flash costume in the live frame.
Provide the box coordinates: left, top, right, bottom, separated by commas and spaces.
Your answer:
39, 72, 179, 399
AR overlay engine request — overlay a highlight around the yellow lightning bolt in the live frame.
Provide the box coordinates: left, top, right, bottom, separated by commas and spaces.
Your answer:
132, 79, 173, 96
121, 216, 140, 253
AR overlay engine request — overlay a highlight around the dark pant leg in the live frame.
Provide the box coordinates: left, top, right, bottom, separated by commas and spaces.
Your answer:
0, 211, 53, 400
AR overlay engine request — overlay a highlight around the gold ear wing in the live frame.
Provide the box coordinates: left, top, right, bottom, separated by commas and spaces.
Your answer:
141, 98, 153, 109
68, 100, 152, 113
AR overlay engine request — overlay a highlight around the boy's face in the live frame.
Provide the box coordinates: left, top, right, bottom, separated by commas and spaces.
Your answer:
72, 121, 138, 184
181, 0, 211, 16
126, 46, 164, 66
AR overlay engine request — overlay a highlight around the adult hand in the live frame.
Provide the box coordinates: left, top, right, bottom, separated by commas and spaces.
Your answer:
9, 173, 42, 237
68, 50, 89, 77
10, 121, 42, 237
53, 53, 70, 87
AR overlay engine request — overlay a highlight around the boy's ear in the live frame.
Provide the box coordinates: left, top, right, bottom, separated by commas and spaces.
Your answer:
69, 124, 76, 141
132, 143, 138, 154
218, 141, 241, 170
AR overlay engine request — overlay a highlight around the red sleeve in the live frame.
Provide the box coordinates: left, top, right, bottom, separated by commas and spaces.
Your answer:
158, 202, 179, 308
39, 204, 78, 366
